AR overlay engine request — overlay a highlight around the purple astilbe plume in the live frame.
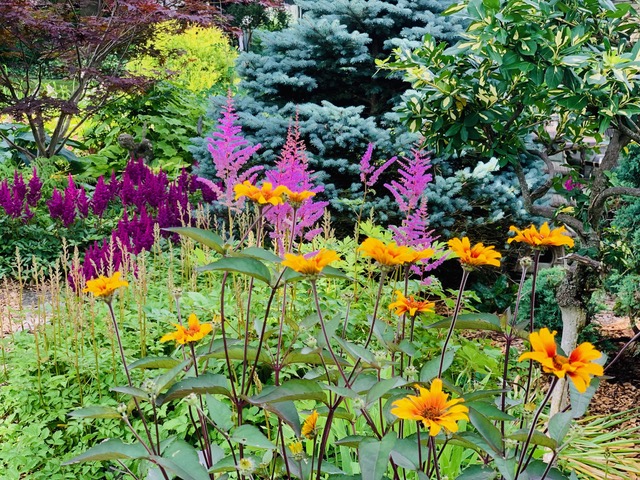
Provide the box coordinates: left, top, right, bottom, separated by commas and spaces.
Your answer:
123, 158, 147, 185
127, 207, 155, 254
119, 174, 139, 208
61, 175, 80, 227
139, 169, 168, 209
0, 180, 12, 215
77, 188, 89, 218
196, 177, 219, 203
265, 122, 328, 249
206, 93, 263, 209
359, 143, 397, 188
108, 171, 121, 197
12, 171, 27, 206
26, 168, 42, 207
90, 176, 112, 217
22, 205, 34, 222
385, 148, 446, 277
47, 188, 65, 221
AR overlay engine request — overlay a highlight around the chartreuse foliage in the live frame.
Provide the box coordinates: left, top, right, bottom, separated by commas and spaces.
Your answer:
55, 182, 619, 480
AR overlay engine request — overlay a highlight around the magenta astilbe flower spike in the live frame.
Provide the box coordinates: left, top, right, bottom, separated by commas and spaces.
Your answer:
91, 176, 112, 217
206, 93, 263, 209
265, 121, 328, 249
359, 143, 397, 188
12, 171, 27, 206
47, 188, 65, 221
26, 168, 42, 207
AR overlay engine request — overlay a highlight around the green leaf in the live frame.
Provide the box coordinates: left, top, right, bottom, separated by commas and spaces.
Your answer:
129, 356, 181, 370
442, 2, 466, 15
164, 227, 225, 254
68, 406, 121, 419
63, 439, 147, 464
508, 429, 557, 449
365, 377, 408, 406
569, 377, 601, 418
467, 401, 515, 421
282, 348, 348, 367
230, 425, 277, 450
358, 433, 397, 480
198, 257, 271, 285
457, 465, 499, 479
427, 313, 504, 334
154, 358, 193, 394
334, 338, 376, 365
206, 395, 235, 432
389, 437, 420, 470
248, 379, 327, 404
523, 459, 571, 480
260, 400, 302, 437
420, 350, 455, 382
468, 407, 504, 453
238, 246, 282, 263
321, 265, 351, 280
111, 386, 150, 400
157, 438, 210, 480
156, 373, 231, 405
548, 411, 574, 443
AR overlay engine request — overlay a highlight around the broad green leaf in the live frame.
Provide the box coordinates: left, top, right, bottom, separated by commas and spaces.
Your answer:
129, 356, 181, 370
427, 313, 504, 334
365, 377, 408, 406
154, 358, 193, 394
230, 425, 277, 450
158, 438, 210, 480
334, 338, 376, 365
457, 465, 499, 479
508, 429, 557, 449
260, 400, 301, 437
68, 406, 120, 419
390, 437, 420, 470
358, 433, 397, 480
335, 435, 366, 448
63, 439, 147, 464
468, 407, 504, 453
198, 257, 271, 285
238, 246, 282, 263
111, 386, 150, 400
206, 395, 234, 432
151, 455, 209, 480
523, 459, 571, 480
420, 350, 455, 382
156, 373, 230, 405
442, 2, 466, 15
164, 227, 225, 254
282, 349, 348, 367
464, 389, 507, 402
201, 345, 271, 365
248, 379, 327, 405
321, 265, 350, 280
548, 411, 574, 443
570, 377, 601, 418
467, 401, 515, 421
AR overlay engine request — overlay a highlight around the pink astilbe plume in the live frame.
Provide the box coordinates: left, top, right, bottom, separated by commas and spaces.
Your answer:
359, 143, 396, 188
207, 93, 263, 209
264, 121, 328, 251
385, 148, 446, 278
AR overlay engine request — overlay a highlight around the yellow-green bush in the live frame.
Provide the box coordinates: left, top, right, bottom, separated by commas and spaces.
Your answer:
128, 22, 236, 92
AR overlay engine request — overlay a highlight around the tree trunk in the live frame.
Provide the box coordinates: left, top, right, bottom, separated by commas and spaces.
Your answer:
549, 264, 593, 416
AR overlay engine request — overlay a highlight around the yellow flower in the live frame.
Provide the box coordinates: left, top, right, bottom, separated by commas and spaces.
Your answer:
301, 410, 319, 439
388, 290, 435, 316
448, 237, 501, 268
288, 441, 303, 455
391, 379, 469, 436
234, 180, 288, 205
359, 238, 415, 267
518, 328, 603, 393
83, 272, 129, 299
281, 249, 340, 275
160, 313, 213, 345
508, 222, 575, 248
285, 189, 315, 205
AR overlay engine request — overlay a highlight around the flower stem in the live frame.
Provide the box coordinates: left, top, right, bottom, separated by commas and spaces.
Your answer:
514, 376, 559, 480
437, 269, 469, 377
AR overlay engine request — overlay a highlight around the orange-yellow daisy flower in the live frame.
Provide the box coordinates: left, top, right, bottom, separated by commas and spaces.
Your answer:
518, 328, 603, 393
359, 238, 416, 267
391, 379, 469, 436
388, 290, 435, 316
301, 410, 319, 439
281, 249, 340, 275
83, 271, 129, 299
160, 313, 213, 345
508, 222, 574, 248
234, 181, 288, 205
285, 189, 315, 205
448, 237, 501, 268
